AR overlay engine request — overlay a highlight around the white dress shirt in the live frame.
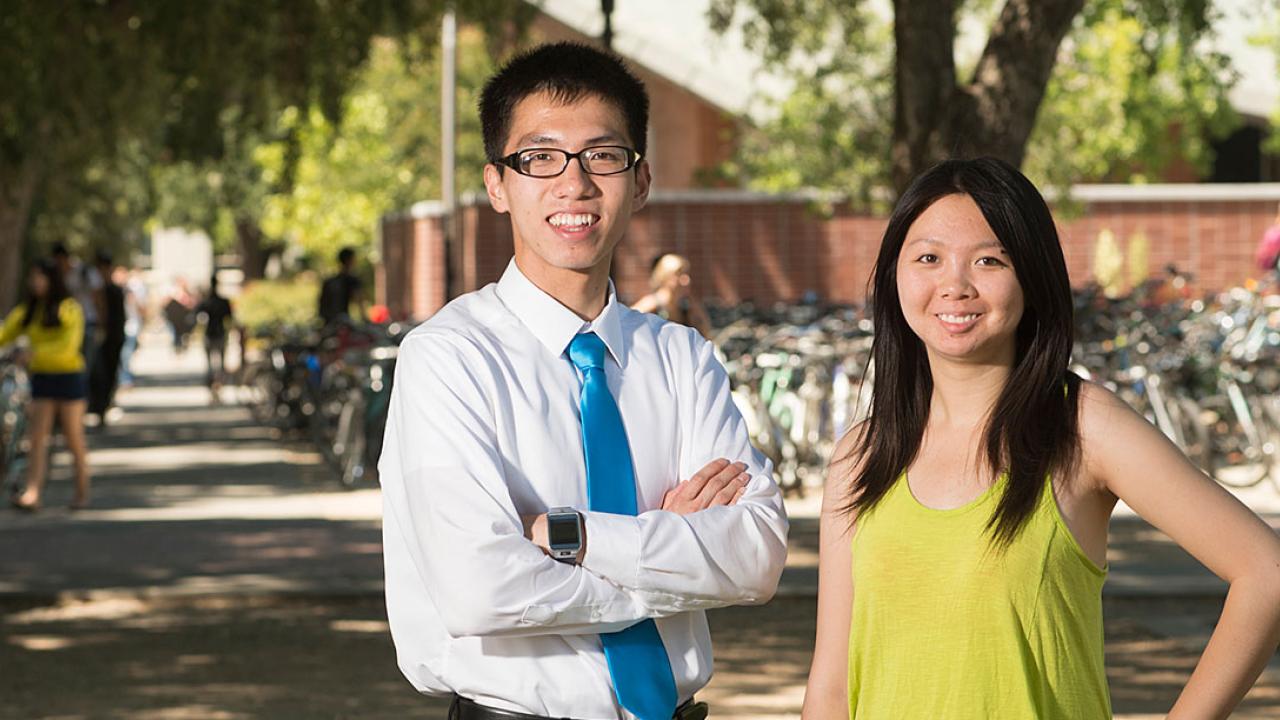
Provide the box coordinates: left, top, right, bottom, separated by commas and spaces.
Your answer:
380, 260, 789, 719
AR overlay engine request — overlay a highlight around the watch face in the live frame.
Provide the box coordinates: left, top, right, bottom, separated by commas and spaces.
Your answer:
548, 515, 579, 548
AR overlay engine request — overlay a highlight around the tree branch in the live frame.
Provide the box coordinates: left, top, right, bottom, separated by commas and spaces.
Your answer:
949, 0, 1085, 167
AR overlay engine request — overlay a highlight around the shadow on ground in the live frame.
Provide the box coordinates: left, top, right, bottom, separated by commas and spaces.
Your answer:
0, 518, 382, 595
3, 595, 1278, 719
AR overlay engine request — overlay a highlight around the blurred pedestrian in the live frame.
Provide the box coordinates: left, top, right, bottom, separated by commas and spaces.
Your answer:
802, 158, 1280, 719
1254, 202, 1280, 284
195, 273, 235, 402
0, 260, 91, 511
87, 251, 126, 426
317, 246, 367, 326
163, 276, 196, 351
632, 252, 712, 338
51, 243, 104, 368
116, 267, 147, 389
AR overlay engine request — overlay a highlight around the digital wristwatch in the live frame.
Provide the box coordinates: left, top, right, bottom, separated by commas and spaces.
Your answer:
545, 507, 584, 563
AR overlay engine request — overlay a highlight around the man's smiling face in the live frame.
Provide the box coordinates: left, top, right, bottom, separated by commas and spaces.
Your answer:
483, 91, 651, 289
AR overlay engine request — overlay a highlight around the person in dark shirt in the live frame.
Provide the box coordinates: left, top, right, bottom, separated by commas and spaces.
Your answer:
87, 251, 126, 425
318, 247, 366, 325
196, 273, 235, 401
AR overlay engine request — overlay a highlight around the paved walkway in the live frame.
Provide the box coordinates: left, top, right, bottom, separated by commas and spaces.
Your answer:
2, 331, 1280, 717
2, 331, 383, 599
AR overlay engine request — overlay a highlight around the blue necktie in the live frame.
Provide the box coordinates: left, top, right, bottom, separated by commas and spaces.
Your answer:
568, 332, 678, 720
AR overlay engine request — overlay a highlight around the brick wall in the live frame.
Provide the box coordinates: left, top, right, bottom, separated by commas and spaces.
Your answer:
1055, 186, 1280, 294
379, 186, 1280, 322
381, 201, 449, 320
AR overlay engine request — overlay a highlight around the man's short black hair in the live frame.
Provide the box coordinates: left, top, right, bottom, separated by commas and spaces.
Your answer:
337, 247, 355, 266
51, 242, 69, 258
480, 42, 649, 164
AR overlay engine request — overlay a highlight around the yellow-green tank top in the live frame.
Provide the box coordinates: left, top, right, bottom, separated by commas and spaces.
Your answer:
848, 473, 1110, 719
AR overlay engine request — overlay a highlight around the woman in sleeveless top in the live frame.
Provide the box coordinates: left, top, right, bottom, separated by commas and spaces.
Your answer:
801, 158, 1280, 719
632, 253, 712, 339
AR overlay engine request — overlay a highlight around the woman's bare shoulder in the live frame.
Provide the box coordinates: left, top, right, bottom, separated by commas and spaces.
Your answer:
1074, 378, 1171, 490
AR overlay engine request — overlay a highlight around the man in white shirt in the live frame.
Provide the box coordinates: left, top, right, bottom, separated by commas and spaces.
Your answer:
380, 42, 789, 720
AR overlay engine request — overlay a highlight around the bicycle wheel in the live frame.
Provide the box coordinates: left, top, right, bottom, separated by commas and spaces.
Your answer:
363, 391, 391, 484
241, 363, 278, 425
1, 430, 27, 498
338, 405, 368, 488
1204, 385, 1274, 488
308, 391, 337, 466
1165, 393, 1210, 473
1260, 397, 1280, 494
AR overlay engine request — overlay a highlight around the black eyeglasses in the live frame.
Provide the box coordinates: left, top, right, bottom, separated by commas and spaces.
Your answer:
495, 145, 642, 178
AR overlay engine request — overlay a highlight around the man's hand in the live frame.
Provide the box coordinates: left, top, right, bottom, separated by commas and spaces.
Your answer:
661, 458, 750, 515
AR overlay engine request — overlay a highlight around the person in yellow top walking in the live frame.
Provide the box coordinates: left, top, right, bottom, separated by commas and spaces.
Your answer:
801, 158, 1280, 719
0, 259, 92, 511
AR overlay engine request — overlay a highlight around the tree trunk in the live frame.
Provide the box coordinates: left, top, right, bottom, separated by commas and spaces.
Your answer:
0, 159, 42, 312
891, 0, 958, 196
236, 215, 270, 281
947, 0, 1085, 167
892, 0, 1085, 197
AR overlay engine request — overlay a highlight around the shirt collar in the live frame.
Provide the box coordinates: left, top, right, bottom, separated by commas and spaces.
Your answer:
495, 259, 628, 368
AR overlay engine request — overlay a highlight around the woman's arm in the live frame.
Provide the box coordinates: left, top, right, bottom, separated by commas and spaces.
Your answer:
802, 428, 863, 719
687, 297, 713, 340
630, 292, 660, 314
0, 306, 24, 347
1081, 383, 1280, 719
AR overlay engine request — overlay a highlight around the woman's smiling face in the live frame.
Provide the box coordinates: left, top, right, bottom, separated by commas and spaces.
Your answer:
895, 193, 1025, 367
28, 267, 49, 298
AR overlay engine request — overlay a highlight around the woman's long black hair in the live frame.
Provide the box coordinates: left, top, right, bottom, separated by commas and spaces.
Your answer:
846, 157, 1081, 546
21, 259, 72, 329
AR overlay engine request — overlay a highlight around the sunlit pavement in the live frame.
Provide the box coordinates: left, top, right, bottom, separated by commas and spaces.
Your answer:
1, 329, 383, 599
1, 328, 1278, 718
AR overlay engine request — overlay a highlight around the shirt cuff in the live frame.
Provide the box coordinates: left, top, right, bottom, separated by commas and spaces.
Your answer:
580, 510, 642, 590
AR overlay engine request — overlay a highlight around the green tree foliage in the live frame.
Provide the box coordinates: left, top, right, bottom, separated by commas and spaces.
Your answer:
234, 275, 321, 332
150, 107, 293, 276
151, 158, 244, 256
26, 139, 157, 263
258, 30, 497, 267
0, 0, 533, 309
714, 5, 893, 208
710, 0, 1242, 201
1, 3, 163, 305
1262, 14, 1280, 156
1024, 1, 1238, 187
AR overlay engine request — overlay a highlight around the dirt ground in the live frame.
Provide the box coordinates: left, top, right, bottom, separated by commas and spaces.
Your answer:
2, 594, 1278, 720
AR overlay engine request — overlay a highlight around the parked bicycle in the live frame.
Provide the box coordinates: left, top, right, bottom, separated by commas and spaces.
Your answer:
704, 277, 1280, 497
0, 349, 30, 498
240, 319, 410, 488
710, 301, 875, 497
